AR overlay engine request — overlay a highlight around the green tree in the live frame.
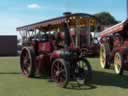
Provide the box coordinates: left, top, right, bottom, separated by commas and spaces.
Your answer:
94, 12, 118, 25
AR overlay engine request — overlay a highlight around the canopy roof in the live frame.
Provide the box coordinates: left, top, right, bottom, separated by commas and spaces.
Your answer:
100, 20, 128, 37
16, 13, 96, 31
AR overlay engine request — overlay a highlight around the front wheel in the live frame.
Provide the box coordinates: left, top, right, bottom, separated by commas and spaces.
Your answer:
75, 58, 92, 85
51, 59, 70, 88
114, 52, 123, 75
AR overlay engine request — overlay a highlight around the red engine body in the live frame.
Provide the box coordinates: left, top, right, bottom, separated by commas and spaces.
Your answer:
99, 20, 128, 70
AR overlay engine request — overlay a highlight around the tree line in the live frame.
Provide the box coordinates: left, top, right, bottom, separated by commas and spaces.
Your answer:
94, 12, 119, 26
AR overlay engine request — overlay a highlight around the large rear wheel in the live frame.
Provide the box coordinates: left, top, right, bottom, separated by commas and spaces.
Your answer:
51, 59, 70, 88
100, 43, 110, 69
20, 47, 36, 77
114, 52, 123, 75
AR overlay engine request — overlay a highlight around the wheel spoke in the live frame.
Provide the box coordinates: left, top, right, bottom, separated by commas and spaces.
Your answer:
114, 53, 123, 74
21, 50, 32, 75
75, 59, 91, 84
51, 59, 68, 87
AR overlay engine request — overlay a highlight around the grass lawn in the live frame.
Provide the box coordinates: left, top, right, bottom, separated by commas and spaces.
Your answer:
0, 57, 128, 96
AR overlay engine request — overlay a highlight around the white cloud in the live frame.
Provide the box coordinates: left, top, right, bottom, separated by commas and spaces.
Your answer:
27, 4, 41, 9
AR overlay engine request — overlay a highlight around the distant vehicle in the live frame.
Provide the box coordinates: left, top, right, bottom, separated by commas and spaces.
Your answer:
16, 12, 97, 88
99, 20, 128, 75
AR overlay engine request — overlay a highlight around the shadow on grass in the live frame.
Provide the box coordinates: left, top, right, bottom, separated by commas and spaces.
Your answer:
65, 70, 128, 90
33, 75, 49, 80
66, 84, 97, 90
0, 72, 21, 75
91, 70, 128, 88
1, 70, 128, 89
24, 70, 128, 89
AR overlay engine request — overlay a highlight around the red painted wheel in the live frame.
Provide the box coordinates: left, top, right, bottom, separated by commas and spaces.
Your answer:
75, 58, 92, 85
20, 47, 36, 77
51, 59, 70, 88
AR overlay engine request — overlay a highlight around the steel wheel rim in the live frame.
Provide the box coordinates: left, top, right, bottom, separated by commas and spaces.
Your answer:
100, 45, 106, 68
76, 60, 88, 85
21, 50, 31, 76
52, 60, 66, 87
114, 53, 121, 74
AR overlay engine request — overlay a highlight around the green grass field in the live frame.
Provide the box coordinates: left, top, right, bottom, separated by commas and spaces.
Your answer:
0, 57, 128, 96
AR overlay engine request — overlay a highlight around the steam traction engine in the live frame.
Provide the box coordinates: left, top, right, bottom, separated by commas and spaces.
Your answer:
100, 20, 128, 75
16, 13, 96, 88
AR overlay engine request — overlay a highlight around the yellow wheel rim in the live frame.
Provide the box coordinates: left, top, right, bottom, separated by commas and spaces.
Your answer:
114, 53, 122, 74
100, 45, 106, 68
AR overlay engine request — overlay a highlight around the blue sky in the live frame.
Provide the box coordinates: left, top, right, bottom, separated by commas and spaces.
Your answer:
0, 0, 126, 37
